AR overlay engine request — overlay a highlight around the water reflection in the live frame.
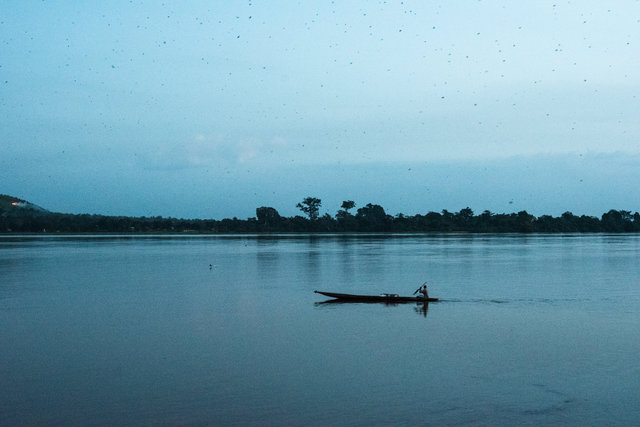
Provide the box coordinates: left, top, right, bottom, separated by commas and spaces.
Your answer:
314, 299, 432, 317
416, 302, 429, 317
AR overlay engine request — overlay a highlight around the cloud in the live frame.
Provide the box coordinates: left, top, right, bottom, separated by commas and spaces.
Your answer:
140, 134, 290, 170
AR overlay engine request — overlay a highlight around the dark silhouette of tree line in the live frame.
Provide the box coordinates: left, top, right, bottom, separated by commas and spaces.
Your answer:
1, 194, 639, 233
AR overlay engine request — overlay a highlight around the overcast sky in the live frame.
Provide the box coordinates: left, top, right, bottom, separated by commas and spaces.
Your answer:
1, 1, 639, 218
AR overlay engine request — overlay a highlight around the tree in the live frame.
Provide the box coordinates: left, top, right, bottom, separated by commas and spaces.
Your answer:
341, 200, 355, 213
440, 209, 455, 231
356, 203, 390, 231
455, 207, 475, 230
317, 213, 337, 231
422, 211, 443, 231
336, 200, 357, 230
561, 211, 579, 232
337, 200, 356, 222
515, 210, 535, 232
256, 206, 281, 229
296, 197, 322, 220
601, 209, 633, 232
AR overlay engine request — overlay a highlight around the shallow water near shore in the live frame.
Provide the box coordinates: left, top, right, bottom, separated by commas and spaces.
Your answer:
1, 234, 639, 425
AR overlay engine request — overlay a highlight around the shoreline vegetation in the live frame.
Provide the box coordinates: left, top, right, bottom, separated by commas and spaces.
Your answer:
1, 194, 639, 234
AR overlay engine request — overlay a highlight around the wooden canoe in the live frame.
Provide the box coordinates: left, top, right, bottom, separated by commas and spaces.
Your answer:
314, 290, 438, 303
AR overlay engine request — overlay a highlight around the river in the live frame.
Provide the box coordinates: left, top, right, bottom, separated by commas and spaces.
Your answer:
1, 234, 638, 425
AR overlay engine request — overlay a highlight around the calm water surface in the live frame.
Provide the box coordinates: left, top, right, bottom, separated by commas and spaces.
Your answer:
1, 234, 639, 425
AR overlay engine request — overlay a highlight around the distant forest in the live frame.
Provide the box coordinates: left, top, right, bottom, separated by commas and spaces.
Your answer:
1, 195, 639, 233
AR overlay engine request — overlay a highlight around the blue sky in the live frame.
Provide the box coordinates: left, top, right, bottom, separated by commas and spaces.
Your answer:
1, 1, 639, 218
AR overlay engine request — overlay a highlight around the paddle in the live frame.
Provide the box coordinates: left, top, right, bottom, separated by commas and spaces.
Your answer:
413, 282, 428, 295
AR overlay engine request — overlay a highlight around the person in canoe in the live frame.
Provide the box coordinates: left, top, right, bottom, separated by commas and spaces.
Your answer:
414, 282, 430, 300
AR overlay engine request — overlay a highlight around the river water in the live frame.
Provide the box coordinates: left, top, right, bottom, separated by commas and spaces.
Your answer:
1, 234, 638, 425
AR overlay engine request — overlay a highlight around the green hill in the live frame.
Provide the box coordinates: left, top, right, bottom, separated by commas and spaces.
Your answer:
0, 194, 50, 217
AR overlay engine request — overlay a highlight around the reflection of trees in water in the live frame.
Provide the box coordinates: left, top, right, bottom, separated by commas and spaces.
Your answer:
303, 235, 322, 282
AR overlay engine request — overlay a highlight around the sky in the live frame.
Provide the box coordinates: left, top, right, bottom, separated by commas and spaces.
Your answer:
1, 1, 639, 219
